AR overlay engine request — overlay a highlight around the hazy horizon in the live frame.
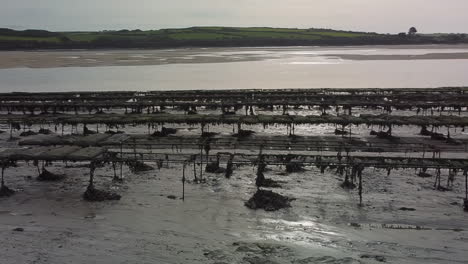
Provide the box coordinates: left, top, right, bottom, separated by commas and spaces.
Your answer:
1, 0, 468, 34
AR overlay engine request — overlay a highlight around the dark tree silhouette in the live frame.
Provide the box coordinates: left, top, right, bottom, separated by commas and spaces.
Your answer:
408, 27, 418, 35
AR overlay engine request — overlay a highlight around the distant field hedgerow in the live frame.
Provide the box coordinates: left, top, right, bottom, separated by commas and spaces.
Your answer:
0, 26, 467, 50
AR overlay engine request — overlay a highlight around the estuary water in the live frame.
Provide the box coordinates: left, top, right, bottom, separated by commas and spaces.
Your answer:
0, 45, 468, 92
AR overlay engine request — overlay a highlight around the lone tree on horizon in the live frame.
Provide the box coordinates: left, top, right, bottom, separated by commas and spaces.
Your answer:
408, 27, 418, 35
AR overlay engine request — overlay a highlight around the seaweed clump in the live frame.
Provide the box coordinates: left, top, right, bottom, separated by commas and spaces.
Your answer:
370, 130, 393, 139
37, 169, 65, 181
233, 129, 255, 138
38, 128, 53, 135
417, 171, 432, 178
0, 185, 15, 197
285, 162, 304, 173
334, 129, 348, 135
201, 132, 218, 138
19, 131, 37, 137
83, 186, 121, 202
205, 162, 226, 174
83, 125, 97, 135
245, 190, 293, 211
105, 130, 124, 135
259, 178, 282, 188
256, 162, 281, 188
126, 161, 154, 173
152, 127, 177, 137
340, 180, 356, 189
420, 126, 451, 141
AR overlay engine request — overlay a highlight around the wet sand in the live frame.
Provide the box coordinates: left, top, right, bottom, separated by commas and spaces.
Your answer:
1, 45, 468, 69
328, 53, 468, 61
1, 115, 468, 264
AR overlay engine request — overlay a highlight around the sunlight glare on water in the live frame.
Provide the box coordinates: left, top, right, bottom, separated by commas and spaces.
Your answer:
0, 46, 468, 92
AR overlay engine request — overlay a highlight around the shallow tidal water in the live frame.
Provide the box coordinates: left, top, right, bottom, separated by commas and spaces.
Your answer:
1, 45, 468, 92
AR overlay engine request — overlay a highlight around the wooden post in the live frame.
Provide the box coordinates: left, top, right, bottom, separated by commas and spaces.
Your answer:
89, 162, 96, 189
112, 162, 117, 180
359, 171, 363, 206
133, 138, 137, 160
9, 123, 13, 140
199, 146, 203, 181
438, 169, 441, 189
1, 165, 5, 188
35, 161, 41, 176
434, 168, 441, 189
120, 142, 124, 180
465, 173, 467, 200
193, 158, 197, 181
182, 163, 186, 201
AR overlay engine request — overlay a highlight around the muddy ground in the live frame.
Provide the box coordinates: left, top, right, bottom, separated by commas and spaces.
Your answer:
1, 114, 468, 264
1, 45, 468, 69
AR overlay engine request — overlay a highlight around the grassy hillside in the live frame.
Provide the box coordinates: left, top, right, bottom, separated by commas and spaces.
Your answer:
64, 27, 376, 41
0, 26, 467, 50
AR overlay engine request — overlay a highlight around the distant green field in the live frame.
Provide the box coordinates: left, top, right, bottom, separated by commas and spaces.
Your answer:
1, 26, 466, 49
168, 32, 238, 40
60, 27, 375, 42
0, 35, 61, 42
0, 26, 378, 43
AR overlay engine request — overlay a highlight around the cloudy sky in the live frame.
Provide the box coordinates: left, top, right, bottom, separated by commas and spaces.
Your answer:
1, 0, 467, 33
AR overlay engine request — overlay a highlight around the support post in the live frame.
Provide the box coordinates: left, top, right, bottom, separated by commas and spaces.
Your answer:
88, 162, 96, 189
133, 138, 137, 160
120, 142, 124, 180
359, 172, 363, 206
112, 162, 117, 181
35, 162, 41, 176
193, 158, 197, 181
464, 171, 468, 212
199, 146, 203, 181
1, 165, 5, 188
182, 163, 186, 201
465, 173, 467, 200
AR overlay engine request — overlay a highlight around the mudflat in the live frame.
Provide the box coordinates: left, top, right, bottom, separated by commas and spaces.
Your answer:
328, 52, 468, 60
1, 45, 468, 69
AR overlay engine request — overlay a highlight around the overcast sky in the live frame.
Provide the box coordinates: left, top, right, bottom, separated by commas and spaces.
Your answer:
1, 0, 467, 33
